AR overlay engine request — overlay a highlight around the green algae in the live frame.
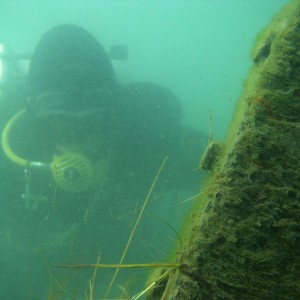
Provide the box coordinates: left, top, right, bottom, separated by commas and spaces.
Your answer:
147, 1, 300, 299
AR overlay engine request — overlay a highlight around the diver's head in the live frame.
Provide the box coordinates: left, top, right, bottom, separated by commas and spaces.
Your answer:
26, 23, 117, 127
26, 24, 117, 157
28, 24, 115, 97
2, 25, 115, 194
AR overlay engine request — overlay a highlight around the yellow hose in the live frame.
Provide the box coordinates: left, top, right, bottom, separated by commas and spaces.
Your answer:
1, 109, 29, 168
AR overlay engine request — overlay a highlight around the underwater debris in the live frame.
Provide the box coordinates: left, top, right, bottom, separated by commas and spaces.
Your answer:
200, 140, 224, 171
199, 110, 224, 171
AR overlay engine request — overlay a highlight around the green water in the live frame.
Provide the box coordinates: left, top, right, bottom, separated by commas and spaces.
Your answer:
0, 1, 289, 299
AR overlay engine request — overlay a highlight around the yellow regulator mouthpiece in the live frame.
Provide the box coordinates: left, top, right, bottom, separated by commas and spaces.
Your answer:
51, 151, 95, 193
2, 109, 98, 193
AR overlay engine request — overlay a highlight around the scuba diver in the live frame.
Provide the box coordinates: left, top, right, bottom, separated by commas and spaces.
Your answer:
1, 24, 201, 211
0, 24, 205, 299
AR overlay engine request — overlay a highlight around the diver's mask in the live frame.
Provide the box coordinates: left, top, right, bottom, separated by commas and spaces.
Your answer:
1, 109, 105, 193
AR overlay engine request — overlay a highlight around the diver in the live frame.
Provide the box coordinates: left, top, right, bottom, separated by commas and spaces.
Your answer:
0, 24, 205, 299
1, 24, 203, 218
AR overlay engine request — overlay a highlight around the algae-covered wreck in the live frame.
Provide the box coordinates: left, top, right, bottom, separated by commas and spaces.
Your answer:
148, 1, 300, 299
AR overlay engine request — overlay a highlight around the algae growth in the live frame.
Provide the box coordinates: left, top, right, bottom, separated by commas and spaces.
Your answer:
148, 1, 300, 299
